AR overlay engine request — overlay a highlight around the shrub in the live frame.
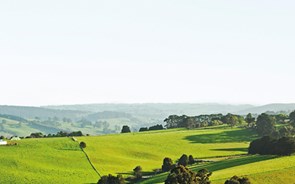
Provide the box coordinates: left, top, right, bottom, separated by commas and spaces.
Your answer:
97, 174, 125, 184
133, 166, 142, 179
224, 175, 251, 184
165, 166, 212, 184
79, 141, 86, 149
188, 155, 195, 165
248, 136, 295, 156
165, 165, 197, 184
148, 124, 164, 131
121, 125, 131, 133
162, 157, 175, 172
178, 154, 189, 166
196, 168, 212, 184
139, 127, 148, 132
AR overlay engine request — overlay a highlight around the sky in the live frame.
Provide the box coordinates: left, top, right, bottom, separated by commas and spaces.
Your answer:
0, 0, 295, 106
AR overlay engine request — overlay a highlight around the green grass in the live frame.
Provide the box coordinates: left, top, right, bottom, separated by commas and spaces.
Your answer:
1, 126, 294, 184
78, 127, 257, 176
142, 154, 295, 184
0, 138, 98, 183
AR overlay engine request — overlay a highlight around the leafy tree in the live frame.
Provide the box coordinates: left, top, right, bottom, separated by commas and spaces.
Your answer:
279, 125, 295, 137
289, 110, 295, 127
188, 155, 195, 165
256, 113, 276, 136
121, 125, 131, 133
165, 166, 212, 184
30, 132, 44, 138
248, 136, 295, 156
149, 124, 164, 131
224, 175, 251, 184
68, 131, 83, 136
162, 157, 175, 172
274, 137, 295, 156
245, 113, 255, 127
165, 165, 198, 184
133, 166, 142, 179
80, 141, 86, 149
178, 154, 189, 166
274, 114, 288, 124
98, 174, 125, 184
222, 114, 239, 127
196, 168, 212, 184
139, 127, 148, 132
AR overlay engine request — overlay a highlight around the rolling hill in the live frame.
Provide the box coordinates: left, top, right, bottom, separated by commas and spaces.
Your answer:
1, 126, 295, 183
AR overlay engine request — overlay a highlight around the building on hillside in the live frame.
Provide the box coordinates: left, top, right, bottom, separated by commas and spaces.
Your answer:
0, 139, 7, 145
10, 136, 21, 141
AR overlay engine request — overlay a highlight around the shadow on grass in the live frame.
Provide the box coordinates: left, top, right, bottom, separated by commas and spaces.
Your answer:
116, 171, 154, 176
210, 147, 248, 152
58, 148, 80, 151
141, 155, 276, 184
190, 155, 276, 173
184, 129, 257, 143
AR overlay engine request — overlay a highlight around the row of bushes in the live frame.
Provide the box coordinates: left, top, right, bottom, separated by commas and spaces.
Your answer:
97, 153, 251, 184
27, 131, 84, 138
139, 124, 164, 132
248, 136, 295, 156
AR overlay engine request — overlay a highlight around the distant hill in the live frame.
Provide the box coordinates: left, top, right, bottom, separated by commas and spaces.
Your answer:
236, 103, 295, 115
46, 103, 255, 119
1, 103, 295, 137
0, 105, 89, 120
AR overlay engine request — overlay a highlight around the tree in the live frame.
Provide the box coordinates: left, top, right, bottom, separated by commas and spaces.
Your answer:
245, 113, 255, 127
289, 110, 295, 127
248, 136, 295, 156
80, 141, 86, 149
139, 127, 148, 132
133, 166, 142, 179
196, 168, 212, 184
162, 157, 175, 172
148, 124, 164, 131
256, 113, 276, 136
165, 165, 198, 184
248, 136, 274, 155
178, 154, 189, 166
98, 174, 125, 184
30, 132, 44, 138
121, 125, 131, 133
188, 155, 195, 165
224, 175, 251, 184
279, 125, 295, 138
165, 166, 212, 184
222, 114, 239, 127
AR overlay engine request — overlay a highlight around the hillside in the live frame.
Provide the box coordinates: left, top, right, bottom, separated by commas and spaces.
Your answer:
0, 137, 98, 183
236, 103, 295, 114
0, 105, 89, 120
1, 126, 295, 183
46, 103, 255, 118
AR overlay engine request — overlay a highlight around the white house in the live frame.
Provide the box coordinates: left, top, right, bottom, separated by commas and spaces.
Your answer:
0, 139, 7, 145
10, 136, 21, 141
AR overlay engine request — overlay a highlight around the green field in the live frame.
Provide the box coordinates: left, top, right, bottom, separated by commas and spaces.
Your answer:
0, 138, 98, 183
0, 126, 295, 183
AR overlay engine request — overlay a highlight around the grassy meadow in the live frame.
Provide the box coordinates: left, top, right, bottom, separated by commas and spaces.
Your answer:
0, 138, 98, 183
78, 127, 257, 177
1, 126, 295, 183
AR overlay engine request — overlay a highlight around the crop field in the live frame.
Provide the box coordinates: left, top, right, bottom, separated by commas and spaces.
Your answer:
1, 126, 294, 184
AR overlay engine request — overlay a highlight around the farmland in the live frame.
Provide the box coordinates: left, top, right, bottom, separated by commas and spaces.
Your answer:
0, 126, 295, 183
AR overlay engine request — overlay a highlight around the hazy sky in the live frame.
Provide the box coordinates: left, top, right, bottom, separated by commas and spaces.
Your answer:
0, 0, 295, 106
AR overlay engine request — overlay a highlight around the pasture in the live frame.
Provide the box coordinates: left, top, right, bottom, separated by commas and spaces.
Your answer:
1, 126, 294, 183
